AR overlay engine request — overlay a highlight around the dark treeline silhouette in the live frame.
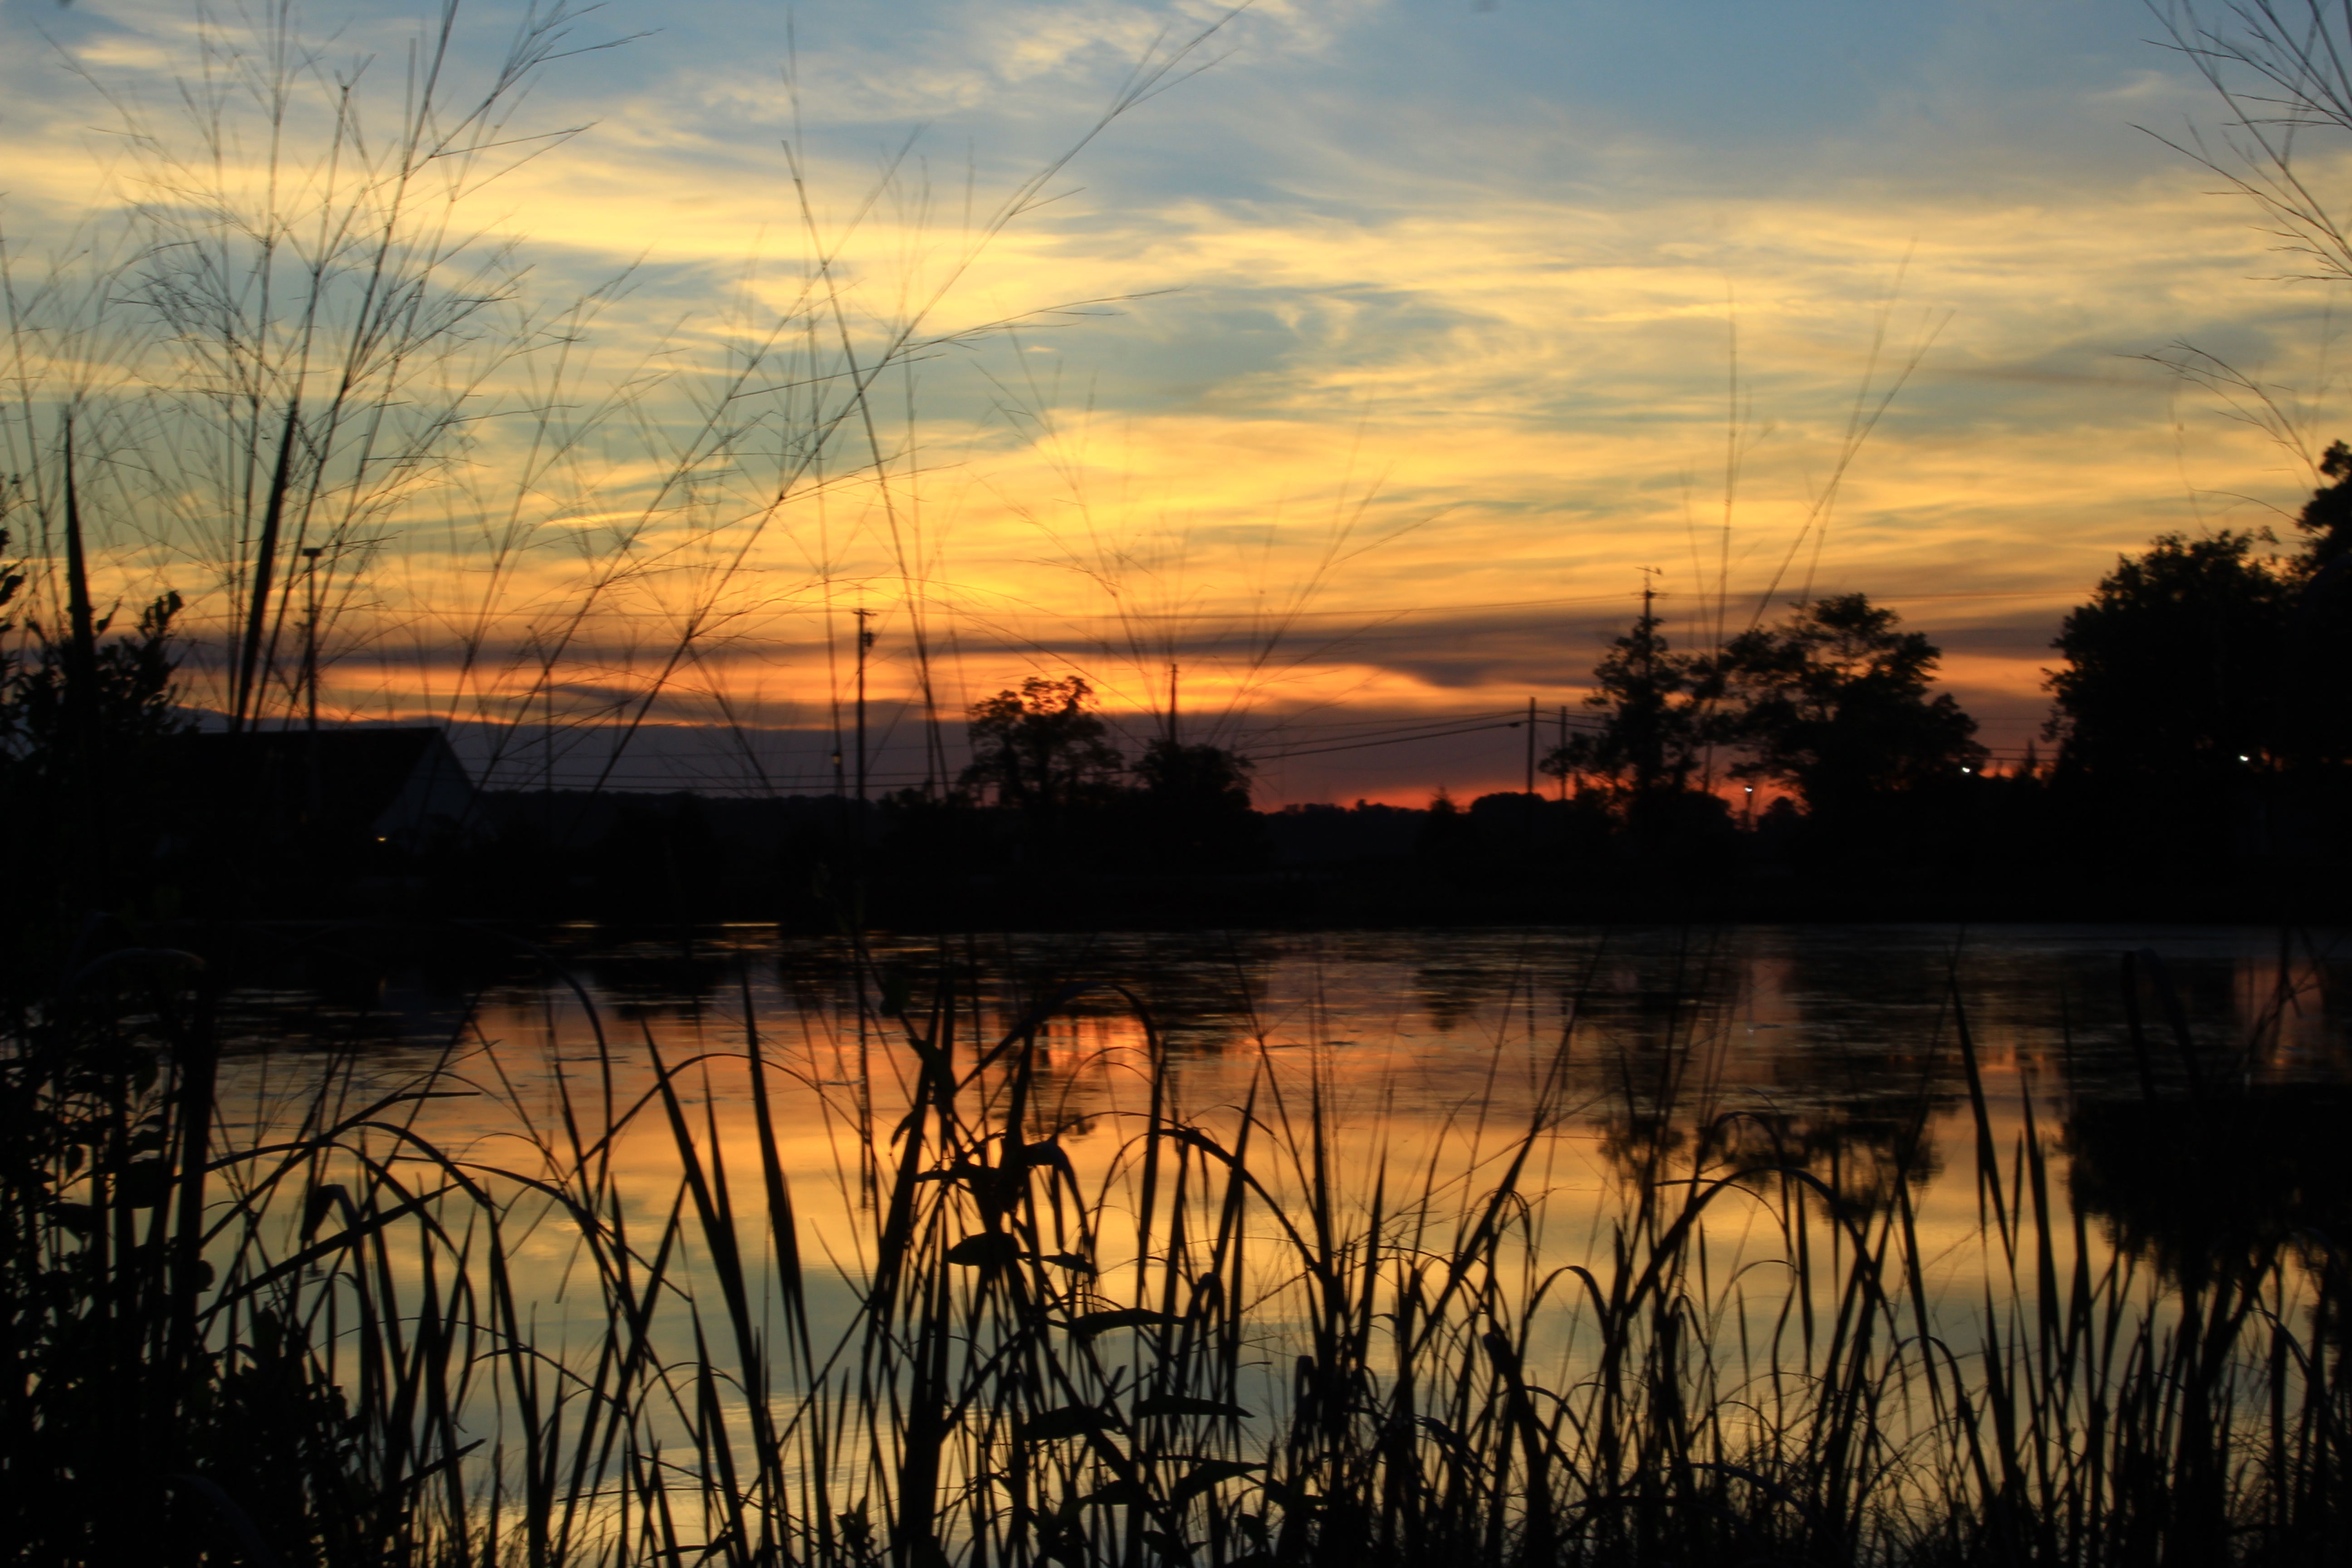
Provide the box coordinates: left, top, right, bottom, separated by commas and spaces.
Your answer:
6, 453, 2350, 932
2038, 448, 2352, 914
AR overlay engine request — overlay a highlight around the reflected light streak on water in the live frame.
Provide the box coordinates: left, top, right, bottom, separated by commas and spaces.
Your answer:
215, 922, 2350, 1297
205, 921, 2351, 1525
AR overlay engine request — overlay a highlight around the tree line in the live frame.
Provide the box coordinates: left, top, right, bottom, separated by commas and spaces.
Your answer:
3, 448, 2349, 924
903, 451, 2352, 915
1543, 446, 2351, 830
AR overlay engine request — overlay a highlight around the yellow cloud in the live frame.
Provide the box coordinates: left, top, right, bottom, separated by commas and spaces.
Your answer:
12, 2, 2343, 801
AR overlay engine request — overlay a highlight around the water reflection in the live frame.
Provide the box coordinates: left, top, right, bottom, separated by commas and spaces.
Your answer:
215, 921, 2349, 1283
173, 919, 2352, 1568
2068, 1086, 2352, 1285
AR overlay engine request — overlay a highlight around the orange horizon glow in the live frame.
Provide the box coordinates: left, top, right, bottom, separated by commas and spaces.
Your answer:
8, 0, 2340, 804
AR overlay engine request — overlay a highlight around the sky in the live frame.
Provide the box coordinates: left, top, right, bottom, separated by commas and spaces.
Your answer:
4, 0, 2347, 802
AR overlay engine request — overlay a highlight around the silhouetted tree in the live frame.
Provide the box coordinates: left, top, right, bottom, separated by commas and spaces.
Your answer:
1, 592, 187, 764
2040, 461, 2352, 909
1541, 595, 1712, 806
958, 676, 1124, 818
1718, 593, 1984, 814
2044, 531, 2289, 787
1130, 737, 1262, 869
0, 529, 190, 927
1416, 785, 1475, 858
1134, 736, 1251, 807
2284, 446, 2352, 776
2295, 441, 2352, 570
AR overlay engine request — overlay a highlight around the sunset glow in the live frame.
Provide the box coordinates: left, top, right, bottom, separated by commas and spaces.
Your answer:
5, 0, 2341, 803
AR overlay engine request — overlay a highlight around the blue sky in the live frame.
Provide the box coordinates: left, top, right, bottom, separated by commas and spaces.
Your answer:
3, 0, 2342, 799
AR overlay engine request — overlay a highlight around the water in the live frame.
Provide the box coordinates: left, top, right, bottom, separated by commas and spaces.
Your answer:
216, 921, 2351, 1286
198, 921, 2352, 1552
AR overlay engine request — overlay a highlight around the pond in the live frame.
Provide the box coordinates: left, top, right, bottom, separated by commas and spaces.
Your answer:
219, 920, 2350, 1305
191, 920, 2352, 1563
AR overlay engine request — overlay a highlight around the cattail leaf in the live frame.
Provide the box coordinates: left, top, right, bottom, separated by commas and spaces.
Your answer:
945, 1231, 1023, 1267
1171, 1460, 1263, 1504
301, 1182, 347, 1243
1065, 1308, 1180, 1336
1260, 1478, 1318, 1513
1079, 1479, 1152, 1507
114, 1158, 173, 1208
1017, 1405, 1114, 1443
1141, 1529, 1196, 1562
1133, 1394, 1250, 1420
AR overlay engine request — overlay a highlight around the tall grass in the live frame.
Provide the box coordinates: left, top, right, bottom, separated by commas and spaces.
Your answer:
4, 930, 2343, 1566
0, 0, 1238, 813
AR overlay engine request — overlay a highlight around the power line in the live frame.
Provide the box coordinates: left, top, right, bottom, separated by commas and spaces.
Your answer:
925, 584, 2082, 627
464, 700, 2053, 796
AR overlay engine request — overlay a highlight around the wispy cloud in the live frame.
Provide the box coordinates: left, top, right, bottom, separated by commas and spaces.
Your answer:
4, 0, 2340, 798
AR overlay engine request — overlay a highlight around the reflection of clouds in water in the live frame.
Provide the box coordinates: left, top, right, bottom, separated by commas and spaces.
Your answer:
1415, 964, 1496, 1034
206, 923, 2349, 1332
1006, 1013, 1157, 1140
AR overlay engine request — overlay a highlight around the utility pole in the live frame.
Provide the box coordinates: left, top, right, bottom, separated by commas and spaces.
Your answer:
300, 547, 323, 733
1167, 662, 1180, 746
59, 420, 96, 752
544, 657, 556, 811
1558, 705, 1568, 801
1637, 567, 1662, 794
853, 608, 877, 813
829, 606, 847, 798
298, 546, 324, 823
1525, 695, 1537, 795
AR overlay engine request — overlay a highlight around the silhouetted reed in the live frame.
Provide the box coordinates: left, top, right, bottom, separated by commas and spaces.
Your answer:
3, 930, 2343, 1566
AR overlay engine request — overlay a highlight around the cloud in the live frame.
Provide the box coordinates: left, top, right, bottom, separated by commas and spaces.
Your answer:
9, 0, 2346, 800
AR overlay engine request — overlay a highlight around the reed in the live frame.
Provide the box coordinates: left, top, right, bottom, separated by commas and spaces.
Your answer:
2, 928, 2342, 1567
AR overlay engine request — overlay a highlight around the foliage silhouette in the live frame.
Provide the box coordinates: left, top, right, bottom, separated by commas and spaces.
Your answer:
8, 929, 2348, 1565
2046, 530, 2289, 787
958, 676, 1126, 818
2294, 441, 2352, 569
1128, 737, 1262, 871
1716, 592, 1985, 816
1538, 593, 1710, 808
0, 526, 190, 938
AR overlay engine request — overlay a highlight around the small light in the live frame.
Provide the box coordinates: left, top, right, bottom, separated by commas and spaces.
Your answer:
2239, 755, 2250, 763
1744, 786, 1753, 794
1961, 767, 1971, 774
376, 836, 387, 843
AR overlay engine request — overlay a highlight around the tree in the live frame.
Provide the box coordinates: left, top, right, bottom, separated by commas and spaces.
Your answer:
0, 524, 191, 930
958, 676, 1125, 816
1125, 737, 1260, 869
2045, 531, 2289, 785
1133, 737, 1253, 807
1541, 596, 1712, 804
1719, 593, 1985, 813
2293, 442, 2352, 572
2, 595, 187, 765
2285, 450, 2352, 774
